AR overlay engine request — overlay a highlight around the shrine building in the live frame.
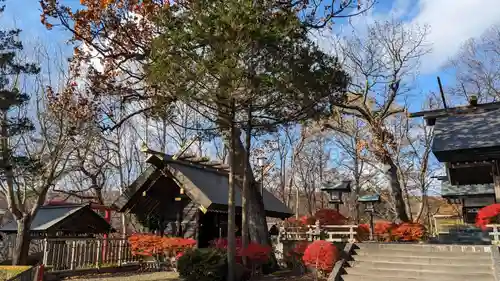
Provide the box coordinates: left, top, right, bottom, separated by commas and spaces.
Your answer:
410, 99, 500, 224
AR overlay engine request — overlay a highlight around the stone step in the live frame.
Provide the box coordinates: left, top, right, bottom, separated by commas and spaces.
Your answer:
341, 273, 493, 281
352, 253, 491, 265
347, 260, 493, 273
355, 243, 492, 253
344, 267, 494, 280
353, 248, 490, 258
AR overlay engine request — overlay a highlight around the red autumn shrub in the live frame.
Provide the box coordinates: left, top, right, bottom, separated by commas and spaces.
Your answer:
314, 209, 347, 225
210, 236, 243, 252
300, 215, 316, 226
210, 237, 243, 263
128, 234, 196, 257
476, 204, 500, 229
356, 224, 370, 241
241, 243, 272, 263
392, 223, 426, 241
284, 217, 309, 230
302, 240, 339, 273
374, 221, 396, 241
210, 237, 271, 266
128, 234, 162, 256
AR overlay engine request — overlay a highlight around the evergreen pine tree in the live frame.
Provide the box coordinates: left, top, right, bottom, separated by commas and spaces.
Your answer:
0, 0, 41, 265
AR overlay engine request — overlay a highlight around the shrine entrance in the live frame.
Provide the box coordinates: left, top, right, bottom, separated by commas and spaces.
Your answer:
197, 211, 242, 248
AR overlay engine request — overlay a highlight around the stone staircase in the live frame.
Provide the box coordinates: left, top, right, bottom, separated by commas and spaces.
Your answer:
341, 243, 497, 281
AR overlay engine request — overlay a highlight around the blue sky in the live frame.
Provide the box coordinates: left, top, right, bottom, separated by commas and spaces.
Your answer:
4, 0, 499, 114
2, 0, 499, 113
3, 0, 499, 194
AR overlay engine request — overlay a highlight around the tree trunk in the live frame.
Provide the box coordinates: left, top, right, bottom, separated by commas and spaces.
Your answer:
415, 193, 427, 223
12, 216, 31, 265
217, 122, 269, 246
216, 104, 276, 270
385, 157, 410, 222
227, 99, 236, 281
241, 106, 252, 266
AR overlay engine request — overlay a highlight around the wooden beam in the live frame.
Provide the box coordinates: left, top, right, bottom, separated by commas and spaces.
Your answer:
177, 153, 197, 160
185, 157, 211, 164
173, 135, 200, 160
449, 161, 493, 169
408, 101, 500, 119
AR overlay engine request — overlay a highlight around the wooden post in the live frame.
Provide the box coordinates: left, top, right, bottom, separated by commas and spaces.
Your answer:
349, 226, 355, 243
493, 161, 500, 203
493, 225, 499, 244
70, 241, 76, 270
117, 239, 123, 267
96, 240, 102, 269
42, 238, 48, 266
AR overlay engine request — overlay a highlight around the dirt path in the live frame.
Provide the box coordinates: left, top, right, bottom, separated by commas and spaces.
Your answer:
64, 271, 180, 281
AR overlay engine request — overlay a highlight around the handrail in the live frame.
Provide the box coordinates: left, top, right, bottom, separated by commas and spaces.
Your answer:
278, 224, 358, 243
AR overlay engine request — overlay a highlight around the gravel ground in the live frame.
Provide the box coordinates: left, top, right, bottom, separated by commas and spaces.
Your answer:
65, 271, 180, 281
65, 270, 317, 281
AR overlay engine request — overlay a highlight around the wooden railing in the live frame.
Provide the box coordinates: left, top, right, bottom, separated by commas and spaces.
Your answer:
278, 225, 358, 243
40, 238, 139, 272
486, 224, 500, 245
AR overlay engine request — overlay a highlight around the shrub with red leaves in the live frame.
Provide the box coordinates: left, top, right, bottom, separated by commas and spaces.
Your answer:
210, 237, 271, 266
356, 224, 370, 241
210, 236, 243, 254
392, 223, 426, 241
128, 234, 196, 257
285, 209, 347, 229
314, 209, 347, 225
302, 240, 339, 274
374, 221, 396, 241
241, 243, 271, 264
476, 204, 500, 229
300, 215, 316, 226
284, 217, 309, 231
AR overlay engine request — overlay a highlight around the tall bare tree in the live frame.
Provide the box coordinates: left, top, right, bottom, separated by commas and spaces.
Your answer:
331, 116, 374, 222
322, 19, 431, 222
448, 24, 500, 103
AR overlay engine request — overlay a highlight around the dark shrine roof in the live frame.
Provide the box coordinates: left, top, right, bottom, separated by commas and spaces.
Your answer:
0, 204, 114, 234
410, 101, 500, 163
440, 179, 494, 198
432, 108, 500, 162
113, 154, 293, 219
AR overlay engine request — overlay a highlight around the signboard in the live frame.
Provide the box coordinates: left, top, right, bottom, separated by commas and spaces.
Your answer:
463, 197, 495, 207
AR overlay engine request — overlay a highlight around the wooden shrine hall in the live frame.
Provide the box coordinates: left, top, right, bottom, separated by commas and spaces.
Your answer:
410, 99, 500, 223
0, 204, 114, 238
112, 151, 293, 247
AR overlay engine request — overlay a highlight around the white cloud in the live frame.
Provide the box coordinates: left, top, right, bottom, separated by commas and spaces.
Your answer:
312, 0, 500, 75
410, 0, 500, 74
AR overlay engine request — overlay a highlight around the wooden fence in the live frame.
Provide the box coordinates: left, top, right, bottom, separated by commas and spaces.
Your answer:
40, 238, 139, 271
486, 225, 500, 245
278, 225, 358, 243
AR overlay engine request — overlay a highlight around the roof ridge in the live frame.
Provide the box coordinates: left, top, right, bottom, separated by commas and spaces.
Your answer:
41, 203, 87, 209
163, 154, 230, 175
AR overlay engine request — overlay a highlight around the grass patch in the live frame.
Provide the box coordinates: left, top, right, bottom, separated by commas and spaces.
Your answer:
0, 266, 31, 280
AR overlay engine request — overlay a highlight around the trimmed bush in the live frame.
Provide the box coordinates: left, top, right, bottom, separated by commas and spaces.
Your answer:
177, 248, 227, 281
302, 240, 339, 274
